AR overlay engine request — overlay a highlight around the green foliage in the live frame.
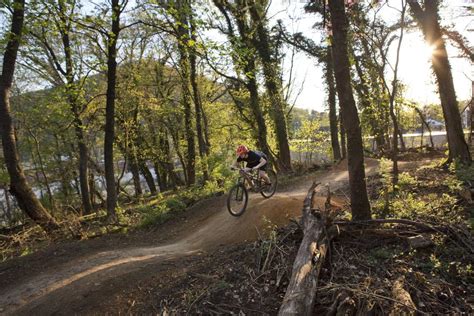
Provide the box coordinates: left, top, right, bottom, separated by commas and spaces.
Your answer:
397, 172, 418, 189
450, 160, 474, 184
373, 160, 470, 226
138, 180, 226, 228
290, 115, 331, 163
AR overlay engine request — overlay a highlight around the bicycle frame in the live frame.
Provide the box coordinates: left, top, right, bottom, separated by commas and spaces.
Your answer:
238, 169, 263, 192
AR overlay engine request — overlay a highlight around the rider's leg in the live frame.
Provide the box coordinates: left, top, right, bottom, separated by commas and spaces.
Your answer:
259, 170, 271, 184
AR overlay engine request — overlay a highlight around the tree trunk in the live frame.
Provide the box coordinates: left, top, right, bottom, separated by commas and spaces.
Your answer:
249, 4, 292, 172
469, 99, 473, 146
409, 0, 471, 164
129, 159, 142, 198
139, 162, 157, 195
89, 169, 96, 208
104, 0, 121, 221
414, 107, 435, 148
28, 130, 56, 211
356, 39, 389, 152
387, 2, 407, 186
398, 125, 407, 151
3, 185, 12, 223
329, 0, 371, 220
213, 1, 272, 162
57, 0, 94, 215
327, 46, 342, 161
189, 16, 209, 182
176, 0, 196, 186
153, 161, 166, 192
0, 0, 59, 232
247, 76, 272, 159
279, 183, 328, 315
340, 113, 347, 159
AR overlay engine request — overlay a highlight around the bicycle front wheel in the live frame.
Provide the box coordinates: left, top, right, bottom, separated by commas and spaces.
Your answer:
227, 184, 248, 216
260, 169, 278, 198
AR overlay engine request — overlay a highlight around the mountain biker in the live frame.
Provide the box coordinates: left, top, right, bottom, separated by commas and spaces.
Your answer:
232, 145, 271, 185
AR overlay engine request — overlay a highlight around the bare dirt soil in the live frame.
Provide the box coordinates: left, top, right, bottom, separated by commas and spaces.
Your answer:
0, 159, 383, 315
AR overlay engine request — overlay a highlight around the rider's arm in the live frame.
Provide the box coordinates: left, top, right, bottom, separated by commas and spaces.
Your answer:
252, 157, 267, 170
230, 159, 240, 170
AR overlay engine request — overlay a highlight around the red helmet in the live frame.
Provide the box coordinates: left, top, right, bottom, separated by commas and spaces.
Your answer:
236, 145, 249, 155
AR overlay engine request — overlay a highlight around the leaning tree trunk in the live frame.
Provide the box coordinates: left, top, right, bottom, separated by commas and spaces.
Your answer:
329, 0, 371, 220
139, 162, 157, 195
0, 0, 59, 232
409, 0, 471, 164
249, 4, 292, 172
279, 183, 329, 315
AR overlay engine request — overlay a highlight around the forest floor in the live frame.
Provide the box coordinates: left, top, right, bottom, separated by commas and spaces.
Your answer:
0, 152, 473, 315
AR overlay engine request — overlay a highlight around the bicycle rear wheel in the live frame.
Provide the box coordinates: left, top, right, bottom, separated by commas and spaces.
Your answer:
260, 169, 277, 198
227, 184, 248, 216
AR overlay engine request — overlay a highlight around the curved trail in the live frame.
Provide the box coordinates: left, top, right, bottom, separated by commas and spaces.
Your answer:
0, 160, 380, 315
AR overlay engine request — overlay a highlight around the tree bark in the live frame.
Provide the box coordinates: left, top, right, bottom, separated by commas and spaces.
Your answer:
409, 0, 471, 164
329, 0, 371, 220
129, 159, 142, 198
139, 162, 157, 195
104, 0, 121, 221
189, 15, 209, 182
279, 183, 328, 315
326, 46, 342, 161
176, 0, 196, 186
249, 3, 292, 172
0, 0, 59, 232
340, 113, 347, 159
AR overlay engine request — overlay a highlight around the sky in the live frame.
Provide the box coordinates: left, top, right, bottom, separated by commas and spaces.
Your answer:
268, 0, 474, 112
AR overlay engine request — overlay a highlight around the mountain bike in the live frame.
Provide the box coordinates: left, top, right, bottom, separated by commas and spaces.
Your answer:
227, 167, 278, 216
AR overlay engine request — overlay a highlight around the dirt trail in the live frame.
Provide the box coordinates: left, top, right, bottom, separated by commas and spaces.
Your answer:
0, 159, 380, 315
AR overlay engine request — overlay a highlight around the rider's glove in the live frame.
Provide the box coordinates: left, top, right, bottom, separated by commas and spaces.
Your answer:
252, 167, 259, 171
243, 167, 252, 172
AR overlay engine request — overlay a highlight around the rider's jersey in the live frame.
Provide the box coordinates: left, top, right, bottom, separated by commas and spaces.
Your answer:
237, 150, 266, 170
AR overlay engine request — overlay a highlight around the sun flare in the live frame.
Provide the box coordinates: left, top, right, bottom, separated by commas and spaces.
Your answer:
424, 44, 436, 59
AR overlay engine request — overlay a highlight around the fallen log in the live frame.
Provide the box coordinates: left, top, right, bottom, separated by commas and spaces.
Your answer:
279, 182, 330, 315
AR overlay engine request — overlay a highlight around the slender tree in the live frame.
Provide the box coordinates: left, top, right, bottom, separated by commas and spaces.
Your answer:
189, 14, 210, 181
104, 0, 123, 221
0, 0, 59, 231
326, 45, 342, 161
175, 0, 196, 185
328, 0, 371, 220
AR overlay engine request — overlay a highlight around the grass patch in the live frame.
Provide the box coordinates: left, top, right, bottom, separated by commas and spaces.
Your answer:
136, 180, 229, 228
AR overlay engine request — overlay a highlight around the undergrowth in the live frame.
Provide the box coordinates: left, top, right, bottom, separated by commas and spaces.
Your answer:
137, 157, 474, 314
